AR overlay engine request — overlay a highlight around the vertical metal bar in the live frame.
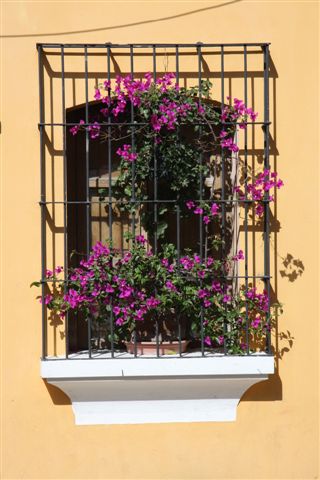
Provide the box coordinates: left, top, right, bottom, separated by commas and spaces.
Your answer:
176, 204, 182, 356
263, 44, 271, 353
244, 46, 249, 355
84, 46, 92, 357
130, 44, 137, 357
107, 45, 114, 357
153, 45, 159, 357
176, 46, 182, 356
130, 45, 136, 238
38, 45, 47, 359
197, 44, 204, 356
221, 45, 227, 355
61, 45, 69, 358
175, 45, 179, 84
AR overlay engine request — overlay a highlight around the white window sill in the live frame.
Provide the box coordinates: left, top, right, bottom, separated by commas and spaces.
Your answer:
41, 353, 274, 425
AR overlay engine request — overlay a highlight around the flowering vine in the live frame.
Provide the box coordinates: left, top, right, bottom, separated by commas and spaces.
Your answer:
235, 168, 284, 217
33, 235, 276, 354
69, 72, 264, 241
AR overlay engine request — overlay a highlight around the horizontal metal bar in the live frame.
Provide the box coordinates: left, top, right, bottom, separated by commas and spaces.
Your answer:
40, 275, 272, 284
37, 42, 271, 49
41, 353, 274, 361
40, 199, 273, 205
39, 121, 270, 127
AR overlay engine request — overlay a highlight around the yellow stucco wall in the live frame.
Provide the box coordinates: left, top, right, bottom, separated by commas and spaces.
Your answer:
1, 1, 319, 479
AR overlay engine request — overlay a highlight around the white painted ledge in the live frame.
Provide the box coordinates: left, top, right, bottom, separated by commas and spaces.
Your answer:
41, 354, 274, 425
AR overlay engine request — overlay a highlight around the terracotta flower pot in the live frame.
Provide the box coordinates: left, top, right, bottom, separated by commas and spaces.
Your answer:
125, 340, 189, 355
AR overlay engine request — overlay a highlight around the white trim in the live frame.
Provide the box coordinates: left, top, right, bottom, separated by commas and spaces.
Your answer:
41, 354, 273, 378
41, 355, 274, 424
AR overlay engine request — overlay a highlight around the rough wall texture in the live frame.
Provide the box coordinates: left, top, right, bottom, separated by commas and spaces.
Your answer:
1, 1, 319, 479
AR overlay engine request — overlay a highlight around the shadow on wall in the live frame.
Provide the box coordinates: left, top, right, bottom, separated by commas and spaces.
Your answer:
39, 45, 303, 407
1, 1, 242, 38
45, 382, 71, 405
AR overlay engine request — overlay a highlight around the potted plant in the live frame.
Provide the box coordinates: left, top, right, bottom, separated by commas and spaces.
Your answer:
33, 231, 278, 355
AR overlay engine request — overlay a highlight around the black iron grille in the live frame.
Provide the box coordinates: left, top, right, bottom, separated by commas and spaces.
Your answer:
38, 43, 272, 359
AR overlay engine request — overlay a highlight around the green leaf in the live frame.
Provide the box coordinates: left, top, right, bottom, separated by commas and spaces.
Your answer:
156, 221, 168, 238
158, 206, 168, 216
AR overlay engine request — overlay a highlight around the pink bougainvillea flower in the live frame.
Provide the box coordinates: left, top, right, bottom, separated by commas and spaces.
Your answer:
237, 250, 244, 260
210, 203, 219, 216
198, 289, 209, 299
255, 204, 264, 217
94, 88, 101, 100
206, 257, 214, 267
40, 294, 53, 305
135, 235, 146, 244
194, 207, 203, 215
233, 250, 244, 261
217, 336, 224, 345
186, 200, 195, 210
165, 280, 177, 292
88, 122, 101, 139
70, 119, 85, 136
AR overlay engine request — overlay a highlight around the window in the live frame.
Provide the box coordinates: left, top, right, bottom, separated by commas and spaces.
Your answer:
38, 43, 275, 424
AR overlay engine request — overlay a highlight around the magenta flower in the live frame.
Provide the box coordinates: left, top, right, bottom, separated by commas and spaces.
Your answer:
198, 289, 209, 299
206, 257, 214, 267
212, 281, 222, 292
161, 258, 169, 267
194, 207, 203, 215
204, 336, 212, 346
116, 144, 137, 162
210, 203, 219, 216
135, 308, 146, 320
194, 254, 201, 264
203, 215, 210, 225
186, 200, 195, 210
94, 88, 101, 100
105, 284, 114, 293
233, 250, 245, 261
146, 296, 161, 308
256, 204, 264, 217
251, 316, 261, 329
221, 137, 239, 153
40, 294, 53, 305
237, 250, 244, 260
70, 119, 85, 136
88, 122, 101, 139
135, 235, 146, 244
165, 280, 177, 292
